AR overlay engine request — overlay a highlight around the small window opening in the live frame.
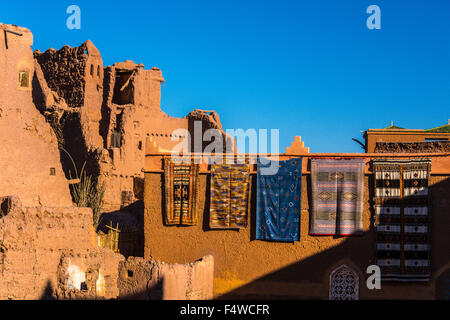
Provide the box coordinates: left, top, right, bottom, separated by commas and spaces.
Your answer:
1, 198, 11, 217
19, 71, 29, 87
115, 112, 123, 130
50, 168, 56, 176
111, 112, 123, 148
97, 65, 101, 77
90, 64, 94, 76
127, 270, 134, 278
80, 282, 88, 291
138, 141, 142, 150
112, 70, 135, 105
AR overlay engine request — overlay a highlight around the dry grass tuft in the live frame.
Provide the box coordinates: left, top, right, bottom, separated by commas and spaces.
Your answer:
60, 147, 105, 227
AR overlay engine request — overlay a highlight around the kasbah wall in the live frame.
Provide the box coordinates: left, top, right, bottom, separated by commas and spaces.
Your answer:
0, 195, 213, 300
0, 24, 72, 208
143, 162, 450, 299
0, 23, 214, 300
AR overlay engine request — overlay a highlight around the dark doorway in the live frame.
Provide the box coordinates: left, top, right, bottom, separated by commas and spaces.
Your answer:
112, 70, 134, 105
111, 111, 124, 148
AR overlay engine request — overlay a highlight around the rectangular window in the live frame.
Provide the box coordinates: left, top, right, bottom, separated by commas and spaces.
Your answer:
19, 71, 29, 87
111, 131, 122, 148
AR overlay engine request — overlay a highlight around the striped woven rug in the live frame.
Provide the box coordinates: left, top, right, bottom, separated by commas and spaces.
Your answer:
209, 163, 250, 229
373, 159, 432, 282
310, 159, 365, 236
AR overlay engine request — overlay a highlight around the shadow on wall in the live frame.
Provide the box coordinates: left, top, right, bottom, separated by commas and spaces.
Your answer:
39, 281, 56, 300
117, 255, 214, 300
60, 112, 100, 182
99, 68, 112, 148
38, 278, 165, 300
215, 176, 450, 300
39, 280, 113, 300
218, 230, 375, 300
97, 200, 145, 258
118, 278, 164, 300
436, 269, 450, 300
31, 71, 100, 184
38, 278, 164, 300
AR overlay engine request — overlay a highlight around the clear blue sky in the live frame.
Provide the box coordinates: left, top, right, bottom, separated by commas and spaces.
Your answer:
1, 0, 449, 152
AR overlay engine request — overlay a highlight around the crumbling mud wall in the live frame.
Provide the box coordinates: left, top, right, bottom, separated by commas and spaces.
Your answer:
118, 255, 214, 300
0, 202, 124, 300
0, 196, 214, 300
34, 45, 86, 109
0, 23, 72, 207
187, 109, 233, 152
55, 250, 122, 300
33, 40, 104, 165
31, 35, 231, 214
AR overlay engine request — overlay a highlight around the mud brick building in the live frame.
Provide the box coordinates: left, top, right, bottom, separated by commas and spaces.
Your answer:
365, 122, 450, 153
0, 23, 215, 300
0, 21, 449, 300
